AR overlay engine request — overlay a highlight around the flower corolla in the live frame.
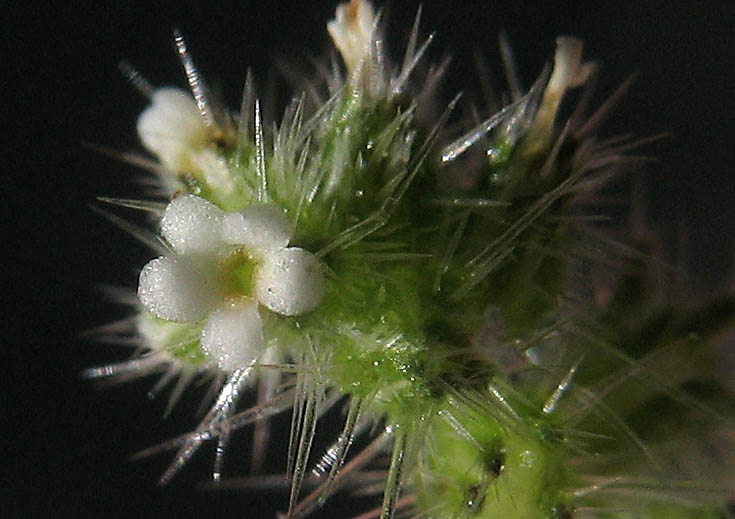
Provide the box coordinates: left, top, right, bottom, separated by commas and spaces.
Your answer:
327, 0, 376, 75
138, 195, 324, 371
532, 37, 595, 136
137, 88, 210, 173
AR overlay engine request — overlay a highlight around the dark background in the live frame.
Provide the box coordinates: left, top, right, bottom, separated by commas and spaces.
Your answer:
7, 1, 734, 517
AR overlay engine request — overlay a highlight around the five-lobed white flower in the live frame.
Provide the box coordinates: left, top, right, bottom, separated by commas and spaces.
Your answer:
138, 195, 325, 371
137, 88, 209, 173
327, 0, 376, 76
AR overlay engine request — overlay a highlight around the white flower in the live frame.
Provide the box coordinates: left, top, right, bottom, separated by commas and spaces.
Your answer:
327, 0, 376, 75
138, 195, 325, 371
137, 88, 209, 173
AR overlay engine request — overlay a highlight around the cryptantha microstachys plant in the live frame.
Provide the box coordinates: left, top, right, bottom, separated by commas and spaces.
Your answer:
86, 2, 735, 518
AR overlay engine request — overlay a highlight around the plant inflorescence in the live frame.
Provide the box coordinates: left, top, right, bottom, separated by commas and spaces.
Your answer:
86, 2, 734, 518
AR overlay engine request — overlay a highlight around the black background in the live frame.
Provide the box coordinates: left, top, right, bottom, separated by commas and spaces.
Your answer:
7, 1, 734, 517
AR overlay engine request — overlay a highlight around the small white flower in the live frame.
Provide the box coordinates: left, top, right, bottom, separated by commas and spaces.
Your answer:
137, 88, 209, 173
138, 195, 325, 371
327, 0, 376, 76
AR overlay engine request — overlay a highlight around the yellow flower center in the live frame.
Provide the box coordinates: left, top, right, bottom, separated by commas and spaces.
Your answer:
217, 249, 258, 299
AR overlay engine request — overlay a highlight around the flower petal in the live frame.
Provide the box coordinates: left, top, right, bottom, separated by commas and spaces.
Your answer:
200, 299, 264, 371
161, 195, 225, 254
254, 247, 324, 316
137, 88, 208, 171
138, 255, 218, 322
221, 205, 293, 253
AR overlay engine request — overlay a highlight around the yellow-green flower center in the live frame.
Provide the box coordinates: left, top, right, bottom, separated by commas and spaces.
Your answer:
217, 249, 258, 299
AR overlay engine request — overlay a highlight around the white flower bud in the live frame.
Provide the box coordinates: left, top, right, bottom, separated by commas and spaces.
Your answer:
327, 0, 376, 75
533, 37, 595, 135
137, 88, 208, 172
